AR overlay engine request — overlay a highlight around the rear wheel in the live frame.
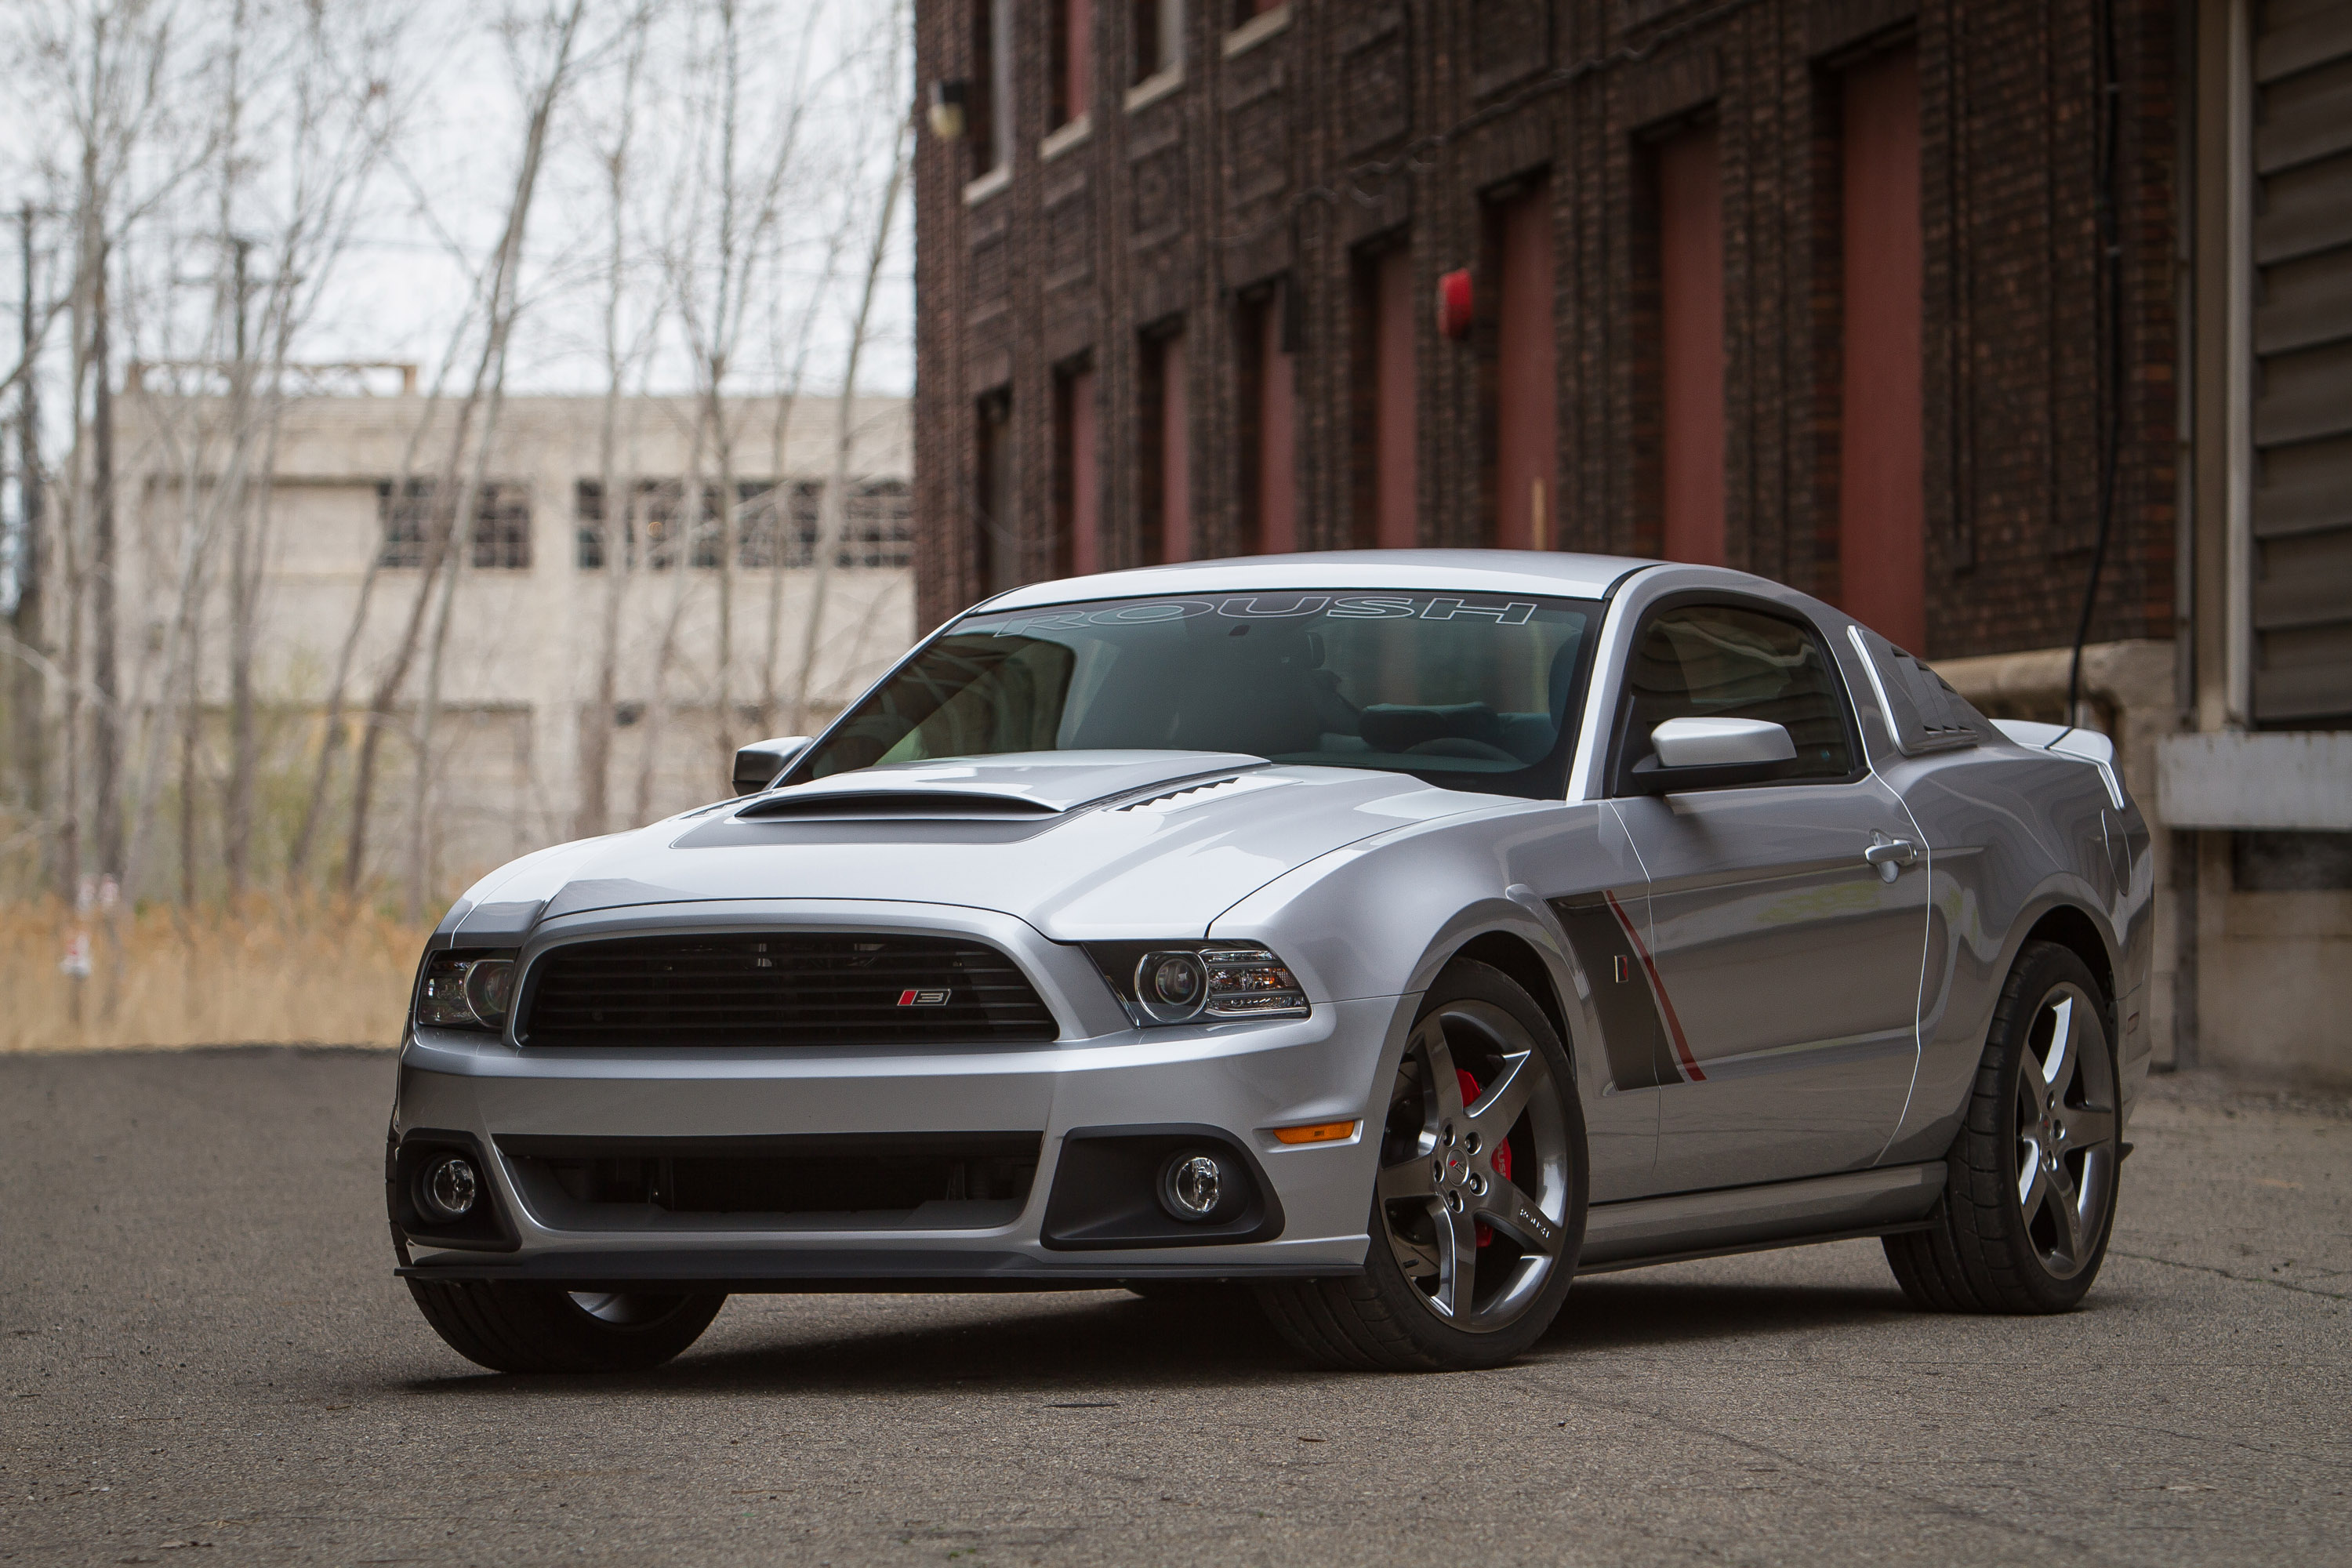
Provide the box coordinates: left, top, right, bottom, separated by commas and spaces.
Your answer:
1885, 941, 2122, 1313
406, 1280, 725, 1373
1258, 960, 1588, 1370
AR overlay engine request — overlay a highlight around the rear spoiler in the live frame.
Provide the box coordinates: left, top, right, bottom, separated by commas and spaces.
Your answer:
1990, 720, 2127, 810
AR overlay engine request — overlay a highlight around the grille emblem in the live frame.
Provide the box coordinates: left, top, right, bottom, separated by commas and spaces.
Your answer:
897, 989, 953, 1007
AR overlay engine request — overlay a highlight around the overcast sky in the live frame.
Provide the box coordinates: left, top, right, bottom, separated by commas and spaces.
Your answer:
0, 0, 914, 406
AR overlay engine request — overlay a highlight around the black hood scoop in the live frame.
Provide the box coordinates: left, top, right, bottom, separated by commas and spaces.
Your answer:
735, 790, 1060, 823
671, 751, 1272, 850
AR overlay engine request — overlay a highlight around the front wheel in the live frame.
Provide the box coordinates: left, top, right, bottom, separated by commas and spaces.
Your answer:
406, 1280, 725, 1373
1258, 960, 1588, 1370
1885, 940, 2122, 1313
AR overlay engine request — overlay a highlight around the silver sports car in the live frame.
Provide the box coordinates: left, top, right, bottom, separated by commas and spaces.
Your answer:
389, 551, 2151, 1373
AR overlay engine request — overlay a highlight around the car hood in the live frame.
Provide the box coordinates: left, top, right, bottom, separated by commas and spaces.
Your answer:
441, 751, 1493, 945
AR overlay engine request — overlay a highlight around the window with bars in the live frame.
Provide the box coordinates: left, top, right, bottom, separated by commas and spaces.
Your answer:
575, 477, 910, 570
378, 480, 532, 570
843, 480, 915, 568
735, 481, 822, 568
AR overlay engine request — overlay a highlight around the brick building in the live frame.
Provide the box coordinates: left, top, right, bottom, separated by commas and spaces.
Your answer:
911, 0, 2352, 1081
913, 0, 2178, 650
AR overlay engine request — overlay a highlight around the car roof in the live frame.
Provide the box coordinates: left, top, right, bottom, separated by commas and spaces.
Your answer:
974, 550, 1714, 612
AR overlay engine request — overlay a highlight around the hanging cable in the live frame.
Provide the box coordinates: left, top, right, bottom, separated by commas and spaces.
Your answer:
2067, 0, 2127, 731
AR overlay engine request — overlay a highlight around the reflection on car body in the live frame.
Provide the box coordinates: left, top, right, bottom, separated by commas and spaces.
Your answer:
390, 551, 2151, 1373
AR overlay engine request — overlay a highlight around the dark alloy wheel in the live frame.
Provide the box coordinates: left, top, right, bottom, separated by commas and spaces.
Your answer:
1886, 940, 2122, 1314
1259, 960, 1588, 1370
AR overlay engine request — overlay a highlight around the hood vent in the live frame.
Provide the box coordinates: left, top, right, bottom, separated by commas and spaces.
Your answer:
1120, 777, 1243, 811
736, 790, 1061, 823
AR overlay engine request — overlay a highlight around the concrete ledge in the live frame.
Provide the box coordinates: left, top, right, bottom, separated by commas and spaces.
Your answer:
1222, 3, 1290, 57
1124, 64, 1184, 113
1040, 114, 1091, 162
1931, 638, 2176, 724
2160, 733, 2352, 830
962, 166, 1011, 208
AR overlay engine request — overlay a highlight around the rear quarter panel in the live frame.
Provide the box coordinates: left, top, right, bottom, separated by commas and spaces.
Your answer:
1875, 741, 2151, 1165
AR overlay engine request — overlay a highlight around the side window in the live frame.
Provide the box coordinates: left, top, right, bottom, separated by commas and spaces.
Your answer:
1616, 603, 1855, 786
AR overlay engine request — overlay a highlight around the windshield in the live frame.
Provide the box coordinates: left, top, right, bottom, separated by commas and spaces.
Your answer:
798, 590, 1599, 798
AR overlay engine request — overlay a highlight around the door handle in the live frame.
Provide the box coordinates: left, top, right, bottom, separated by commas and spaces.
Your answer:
1864, 837, 1918, 882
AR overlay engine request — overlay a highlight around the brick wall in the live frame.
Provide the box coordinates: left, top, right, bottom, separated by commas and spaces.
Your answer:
912, 0, 2178, 661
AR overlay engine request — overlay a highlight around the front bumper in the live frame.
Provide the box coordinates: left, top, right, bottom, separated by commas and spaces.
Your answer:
391, 925, 1400, 1289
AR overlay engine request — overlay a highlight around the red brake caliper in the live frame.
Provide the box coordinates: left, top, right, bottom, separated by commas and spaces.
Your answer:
1457, 1069, 1512, 1248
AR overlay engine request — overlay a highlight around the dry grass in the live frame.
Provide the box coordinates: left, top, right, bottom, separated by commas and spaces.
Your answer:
0, 896, 427, 1052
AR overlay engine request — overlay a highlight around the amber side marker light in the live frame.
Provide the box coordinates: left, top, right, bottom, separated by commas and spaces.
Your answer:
1274, 1120, 1359, 1146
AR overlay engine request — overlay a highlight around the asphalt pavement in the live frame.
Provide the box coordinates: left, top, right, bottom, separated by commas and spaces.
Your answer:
2, 1047, 2346, 1566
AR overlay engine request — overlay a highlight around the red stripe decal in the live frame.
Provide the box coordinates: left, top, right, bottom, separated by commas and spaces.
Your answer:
1604, 888, 1705, 1083
896, 989, 918, 1007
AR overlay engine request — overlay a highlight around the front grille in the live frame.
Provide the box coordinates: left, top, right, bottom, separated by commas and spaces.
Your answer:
520, 932, 1058, 1047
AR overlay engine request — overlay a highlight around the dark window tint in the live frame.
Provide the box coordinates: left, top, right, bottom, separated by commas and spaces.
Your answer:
1618, 604, 1853, 783
800, 591, 1597, 800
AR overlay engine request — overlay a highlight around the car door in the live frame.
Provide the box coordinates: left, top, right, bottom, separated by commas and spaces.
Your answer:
1605, 597, 1928, 1191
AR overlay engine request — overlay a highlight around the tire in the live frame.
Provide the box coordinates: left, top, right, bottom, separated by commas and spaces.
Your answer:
1885, 940, 2122, 1314
405, 1280, 725, 1374
1258, 960, 1588, 1371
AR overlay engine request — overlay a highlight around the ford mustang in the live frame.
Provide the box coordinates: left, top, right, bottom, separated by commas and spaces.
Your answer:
387, 551, 2150, 1372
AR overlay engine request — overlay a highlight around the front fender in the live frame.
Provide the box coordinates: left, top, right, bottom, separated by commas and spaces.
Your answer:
1208, 800, 1661, 1200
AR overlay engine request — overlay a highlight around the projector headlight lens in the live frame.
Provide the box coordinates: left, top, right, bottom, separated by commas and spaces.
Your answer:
1136, 951, 1208, 1022
462, 959, 516, 1027
416, 951, 519, 1032
1095, 942, 1310, 1027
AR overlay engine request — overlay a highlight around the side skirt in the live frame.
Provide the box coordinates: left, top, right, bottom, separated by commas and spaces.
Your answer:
1576, 1161, 1945, 1274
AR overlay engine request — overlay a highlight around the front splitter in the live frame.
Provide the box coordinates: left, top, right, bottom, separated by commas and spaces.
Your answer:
397, 1246, 1362, 1293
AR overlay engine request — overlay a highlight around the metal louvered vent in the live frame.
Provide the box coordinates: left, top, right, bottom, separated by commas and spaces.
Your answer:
1120, 776, 1242, 811
520, 933, 1058, 1047
1849, 624, 1984, 756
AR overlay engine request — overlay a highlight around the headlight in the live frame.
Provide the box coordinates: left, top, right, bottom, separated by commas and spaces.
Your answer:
415, 949, 518, 1033
1087, 941, 1311, 1026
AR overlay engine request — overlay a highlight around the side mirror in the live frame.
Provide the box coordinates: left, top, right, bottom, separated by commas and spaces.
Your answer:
1628, 717, 1796, 794
731, 735, 812, 796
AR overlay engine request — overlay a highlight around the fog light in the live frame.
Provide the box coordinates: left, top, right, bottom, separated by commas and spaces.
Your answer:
418, 1155, 479, 1223
1159, 1152, 1225, 1221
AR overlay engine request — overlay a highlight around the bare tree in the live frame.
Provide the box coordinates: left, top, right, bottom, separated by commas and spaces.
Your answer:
575, 5, 661, 840
670, 0, 822, 775
342, 0, 587, 902
284, 287, 491, 887
6, 0, 213, 929
752, 211, 845, 735
794, 2, 908, 733
2, 0, 920, 929
7, 205, 53, 867
112, 0, 407, 916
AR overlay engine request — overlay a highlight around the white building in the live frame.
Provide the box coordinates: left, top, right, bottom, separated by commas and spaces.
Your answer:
116, 387, 915, 895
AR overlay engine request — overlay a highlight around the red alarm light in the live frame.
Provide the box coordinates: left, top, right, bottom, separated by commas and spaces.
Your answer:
1436, 268, 1474, 339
